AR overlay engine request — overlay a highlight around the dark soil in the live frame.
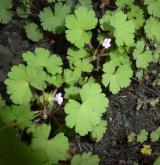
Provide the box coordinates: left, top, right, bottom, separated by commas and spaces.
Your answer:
0, 1, 160, 165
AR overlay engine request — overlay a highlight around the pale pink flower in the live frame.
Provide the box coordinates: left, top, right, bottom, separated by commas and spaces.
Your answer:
103, 38, 111, 49
55, 93, 63, 105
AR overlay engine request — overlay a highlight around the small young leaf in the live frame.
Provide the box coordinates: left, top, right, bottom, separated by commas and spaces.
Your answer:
16, 6, 31, 19
0, 96, 6, 108
47, 75, 64, 88
24, 22, 43, 42
64, 85, 80, 99
140, 144, 152, 155
77, 0, 92, 9
64, 69, 81, 85
115, 0, 134, 8
91, 120, 107, 142
150, 127, 160, 142
127, 5, 144, 30
100, 10, 113, 32
128, 132, 136, 143
71, 152, 100, 165
133, 41, 152, 69
0, 0, 12, 24
67, 48, 93, 74
137, 129, 148, 143
154, 156, 160, 165
67, 48, 91, 68
145, 17, 160, 43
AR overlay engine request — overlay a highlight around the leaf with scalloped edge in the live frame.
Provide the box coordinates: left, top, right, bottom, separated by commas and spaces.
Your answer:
47, 75, 64, 88
133, 41, 152, 69
23, 48, 62, 75
102, 51, 133, 94
110, 10, 135, 46
77, 0, 92, 9
127, 5, 144, 30
39, 2, 71, 33
29, 124, 69, 164
71, 152, 100, 165
137, 129, 148, 143
64, 69, 81, 85
144, 17, 160, 43
0, 105, 34, 129
116, 0, 134, 8
65, 82, 109, 136
0, 96, 6, 108
91, 120, 107, 142
144, 0, 160, 17
65, 7, 98, 48
5, 64, 47, 104
64, 85, 80, 99
24, 22, 43, 42
150, 127, 160, 142
0, 0, 13, 24
67, 48, 93, 73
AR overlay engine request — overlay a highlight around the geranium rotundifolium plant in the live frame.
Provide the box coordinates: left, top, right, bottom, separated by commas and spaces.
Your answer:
1, 0, 160, 164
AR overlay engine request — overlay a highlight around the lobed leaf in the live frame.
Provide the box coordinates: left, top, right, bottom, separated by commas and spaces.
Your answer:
39, 3, 71, 33
0, 0, 12, 24
144, 17, 160, 43
71, 152, 100, 165
29, 124, 69, 164
5, 64, 47, 104
65, 7, 98, 48
23, 48, 62, 75
0, 105, 34, 128
65, 82, 109, 136
24, 22, 43, 42
102, 51, 133, 94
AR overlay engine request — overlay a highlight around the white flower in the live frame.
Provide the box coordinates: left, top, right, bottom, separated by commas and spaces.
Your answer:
55, 93, 63, 105
103, 38, 111, 49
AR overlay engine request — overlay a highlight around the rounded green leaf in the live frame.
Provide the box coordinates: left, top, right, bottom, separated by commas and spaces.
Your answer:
65, 7, 98, 48
65, 82, 109, 136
